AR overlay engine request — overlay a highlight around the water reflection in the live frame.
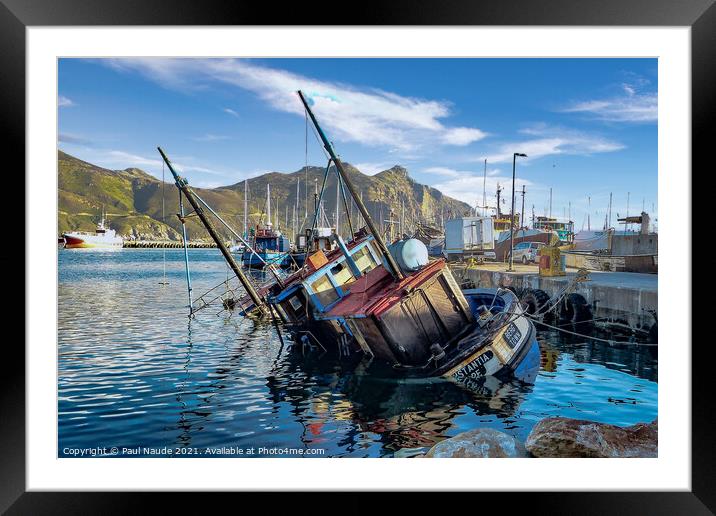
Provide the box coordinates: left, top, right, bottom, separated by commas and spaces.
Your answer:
58, 249, 658, 457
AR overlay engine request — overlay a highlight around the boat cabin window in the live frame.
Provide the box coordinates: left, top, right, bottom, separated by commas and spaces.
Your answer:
311, 275, 339, 307
289, 295, 303, 311
352, 246, 377, 273
330, 262, 356, 289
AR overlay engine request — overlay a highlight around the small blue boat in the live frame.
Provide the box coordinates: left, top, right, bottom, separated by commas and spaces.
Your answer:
242, 183, 292, 268
242, 227, 291, 268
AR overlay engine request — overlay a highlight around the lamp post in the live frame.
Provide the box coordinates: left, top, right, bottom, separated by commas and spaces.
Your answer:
508, 152, 528, 271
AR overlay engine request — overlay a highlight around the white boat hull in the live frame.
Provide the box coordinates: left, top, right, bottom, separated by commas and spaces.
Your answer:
63, 232, 123, 249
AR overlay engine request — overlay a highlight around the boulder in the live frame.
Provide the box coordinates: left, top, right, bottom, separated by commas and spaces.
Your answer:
525, 417, 658, 458
425, 428, 527, 458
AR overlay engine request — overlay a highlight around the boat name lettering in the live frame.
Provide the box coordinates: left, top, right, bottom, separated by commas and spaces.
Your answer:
503, 323, 522, 349
453, 350, 494, 382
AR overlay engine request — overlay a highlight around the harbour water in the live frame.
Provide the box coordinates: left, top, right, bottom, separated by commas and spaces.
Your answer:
58, 249, 657, 457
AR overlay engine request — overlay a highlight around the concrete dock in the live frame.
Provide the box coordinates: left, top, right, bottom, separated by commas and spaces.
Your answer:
450, 262, 657, 336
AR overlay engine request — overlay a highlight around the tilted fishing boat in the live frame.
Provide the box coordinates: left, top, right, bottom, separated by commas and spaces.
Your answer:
157, 90, 537, 383
238, 91, 537, 381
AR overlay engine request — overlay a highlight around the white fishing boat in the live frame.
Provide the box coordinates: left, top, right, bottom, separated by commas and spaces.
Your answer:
63, 213, 123, 249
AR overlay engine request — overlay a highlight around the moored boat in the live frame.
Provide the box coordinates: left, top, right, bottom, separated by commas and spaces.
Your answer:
242, 184, 292, 268
62, 213, 123, 249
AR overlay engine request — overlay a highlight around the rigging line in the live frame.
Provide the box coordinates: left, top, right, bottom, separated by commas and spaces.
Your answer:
307, 115, 331, 160
304, 107, 309, 220
160, 160, 168, 285
337, 169, 354, 238
191, 191, 283, 285
309, 159, 334, 236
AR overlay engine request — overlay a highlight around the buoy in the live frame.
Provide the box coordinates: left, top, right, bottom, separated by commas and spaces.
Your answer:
388, 238, 429, 273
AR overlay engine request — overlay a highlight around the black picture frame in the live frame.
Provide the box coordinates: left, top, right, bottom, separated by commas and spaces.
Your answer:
3, 0, 712, 512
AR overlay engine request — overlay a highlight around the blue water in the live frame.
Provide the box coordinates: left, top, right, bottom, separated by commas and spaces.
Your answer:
58, 249, 657, 457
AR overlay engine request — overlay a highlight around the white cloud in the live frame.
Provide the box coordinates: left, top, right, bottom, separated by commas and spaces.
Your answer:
223, 108, 239, 118
71, 149, 227, 180
432, 170, 534, 209
424, 166, 462, 177
441, 127, 487, 146
105, 58, 487, 153
106, 150, 162, 168
192, 133, 230, 142
59, 132, 92, 146
354, 162, 395, 176
59, 95, 74, 107
562, 83, 657, 123
474, 124, 624, 164
425, 166, 502, 178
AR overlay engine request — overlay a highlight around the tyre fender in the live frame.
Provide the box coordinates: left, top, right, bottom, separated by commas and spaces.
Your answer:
561, 293, 592, 323
520, 288, 552, 316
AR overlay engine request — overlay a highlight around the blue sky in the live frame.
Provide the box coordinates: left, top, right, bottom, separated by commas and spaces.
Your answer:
58, 58, 657, 229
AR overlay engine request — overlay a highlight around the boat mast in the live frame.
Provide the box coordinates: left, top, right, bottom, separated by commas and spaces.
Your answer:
157, 147, 266, 313
266, 184, 272, 228
178, 189, 193, 313
496, 183, 502, 219
482, 158, 487, 217
243, 179, 248, 238
295, 177, 300, 235
297, 90, 404, 280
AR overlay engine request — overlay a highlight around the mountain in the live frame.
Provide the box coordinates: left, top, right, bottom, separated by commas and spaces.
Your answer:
57, 150, 472, 241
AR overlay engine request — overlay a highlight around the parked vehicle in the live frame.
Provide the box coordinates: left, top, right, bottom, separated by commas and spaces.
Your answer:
507, 241, 545, 264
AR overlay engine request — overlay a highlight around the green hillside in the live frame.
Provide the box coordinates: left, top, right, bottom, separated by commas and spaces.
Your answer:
57, 150, 472, 241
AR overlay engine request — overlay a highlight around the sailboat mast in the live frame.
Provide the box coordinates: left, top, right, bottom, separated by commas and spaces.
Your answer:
297, 90, 404, 280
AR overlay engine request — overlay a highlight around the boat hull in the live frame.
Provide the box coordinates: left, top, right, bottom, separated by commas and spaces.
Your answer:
443, 309, 536, 383
242, 251, 291, 268
63, 233, 123, 249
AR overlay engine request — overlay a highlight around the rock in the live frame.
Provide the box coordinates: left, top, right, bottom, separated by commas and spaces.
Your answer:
425, 428, 527, 458
525, 417, 658, 458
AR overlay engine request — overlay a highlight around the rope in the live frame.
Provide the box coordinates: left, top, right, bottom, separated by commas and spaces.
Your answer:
527, 315, 657, 346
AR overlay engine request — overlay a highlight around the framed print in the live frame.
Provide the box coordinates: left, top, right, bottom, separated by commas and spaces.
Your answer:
3, 0, 713, 512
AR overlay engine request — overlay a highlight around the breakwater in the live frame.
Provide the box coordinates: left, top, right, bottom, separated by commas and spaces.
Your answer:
122, 240, 218, 248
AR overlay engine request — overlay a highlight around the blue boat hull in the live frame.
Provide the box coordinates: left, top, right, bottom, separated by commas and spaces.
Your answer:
242, 251, 290, 268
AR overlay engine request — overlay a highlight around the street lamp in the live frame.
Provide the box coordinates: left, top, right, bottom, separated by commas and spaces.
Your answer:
508, 152, 528, 272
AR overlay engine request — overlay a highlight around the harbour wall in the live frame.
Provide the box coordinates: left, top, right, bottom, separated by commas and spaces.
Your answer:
450, 264, 658, 335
